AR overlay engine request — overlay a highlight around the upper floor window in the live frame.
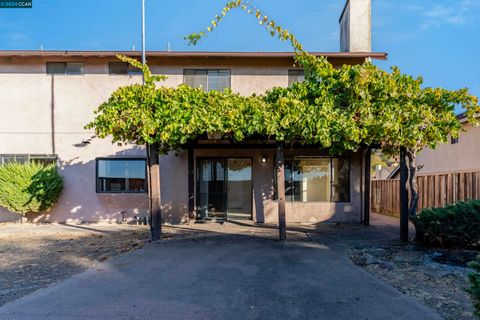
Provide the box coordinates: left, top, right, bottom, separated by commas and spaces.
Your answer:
0, 154, 57, 165
451, 136, 459, 144
108, 62, 142, 75
288, 69, 305, 86
96, 158, 147, 193
184, 69, 231, 91
47, 62, 85, 75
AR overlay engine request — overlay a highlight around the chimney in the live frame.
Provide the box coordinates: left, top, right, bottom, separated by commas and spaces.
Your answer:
339, 0, 371, 52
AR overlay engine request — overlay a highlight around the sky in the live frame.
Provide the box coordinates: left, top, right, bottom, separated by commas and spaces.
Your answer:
1, 0, 479, 109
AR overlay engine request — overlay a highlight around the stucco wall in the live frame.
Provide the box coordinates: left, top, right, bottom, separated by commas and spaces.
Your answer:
159, 151, 189, 224
416, 122, 480, 174
194, 148, 363, 224
0, 55, 365, 223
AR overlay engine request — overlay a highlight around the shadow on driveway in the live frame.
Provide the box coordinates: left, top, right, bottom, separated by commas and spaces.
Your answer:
0, 222, 441, 320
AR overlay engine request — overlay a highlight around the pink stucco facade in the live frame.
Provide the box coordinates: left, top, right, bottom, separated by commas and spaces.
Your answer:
0, 51, 380, 224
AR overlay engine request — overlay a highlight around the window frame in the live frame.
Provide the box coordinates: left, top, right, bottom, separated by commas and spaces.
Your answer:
65, 62, 85, 75
183, 69, 231, 91
46, 62, 85, 75
275, 156, 351, 203
95, 157, 148, 194
0, 154, 57, 165
330, 157, 351, 202
288, 69, 305, 86
108, 62, 142, 75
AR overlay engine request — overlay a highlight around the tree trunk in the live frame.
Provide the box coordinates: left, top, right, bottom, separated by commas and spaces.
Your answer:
147, 142, 162, 241
406, 149, 418, 219
399, 147, 409, 242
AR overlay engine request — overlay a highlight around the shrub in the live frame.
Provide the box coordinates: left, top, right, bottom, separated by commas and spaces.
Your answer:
411, 200, 480, 248
467, 255, 480, 318
0, 162, 63, 214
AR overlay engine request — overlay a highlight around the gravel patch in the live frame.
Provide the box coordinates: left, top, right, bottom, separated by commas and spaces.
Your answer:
349, 243, 477, 320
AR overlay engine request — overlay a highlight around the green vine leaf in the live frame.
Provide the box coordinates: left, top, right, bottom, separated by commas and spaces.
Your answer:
88, 0, 480, 160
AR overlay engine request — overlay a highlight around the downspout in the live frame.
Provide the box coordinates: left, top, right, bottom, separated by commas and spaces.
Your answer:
187, 145, 195, 221
50, 75, 56, 155
363, 147, 371, 225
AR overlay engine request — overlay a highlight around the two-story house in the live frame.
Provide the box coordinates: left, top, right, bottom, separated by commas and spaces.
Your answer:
0, 0, 387, 225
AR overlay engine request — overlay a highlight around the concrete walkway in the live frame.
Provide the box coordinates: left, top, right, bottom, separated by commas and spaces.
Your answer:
0, 222, 440, 320
370, 212, 416, 239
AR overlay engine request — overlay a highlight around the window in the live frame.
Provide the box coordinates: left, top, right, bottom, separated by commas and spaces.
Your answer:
47, 62, 65, 74
0, 154, 57, 165
96, 158, 147, 193
47, 62, 85, 75
451, 136, 459, 144
184, 69, 231, 91
288, 69, 305, 86
108, 62, 142, 75
66, 63, 85, 75
331, 158, 350, 202
278, 157, 350, 202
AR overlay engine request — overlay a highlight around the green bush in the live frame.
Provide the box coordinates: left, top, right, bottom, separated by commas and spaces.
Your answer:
411, 200, 480, 248
0, 162, 63, 214
468, 255, 480, 318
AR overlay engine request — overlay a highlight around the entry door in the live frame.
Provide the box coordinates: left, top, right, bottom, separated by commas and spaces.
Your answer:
196, 158, 252, 220
227, 159, 253, 220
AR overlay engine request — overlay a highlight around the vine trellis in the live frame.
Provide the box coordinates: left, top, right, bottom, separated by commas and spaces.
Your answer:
86, 0, 479, 240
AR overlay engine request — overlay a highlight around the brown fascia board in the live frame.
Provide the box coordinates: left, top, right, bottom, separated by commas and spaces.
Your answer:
0, 50, 388, 60
457, 112, 480, 123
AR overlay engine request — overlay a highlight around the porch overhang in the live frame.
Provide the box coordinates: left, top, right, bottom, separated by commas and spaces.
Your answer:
182, 138, 374, 240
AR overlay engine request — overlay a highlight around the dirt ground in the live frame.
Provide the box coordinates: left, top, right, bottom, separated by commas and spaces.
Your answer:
0, 221, 286, 307
0, 223, 153, 306
0, 219, 477, 320
0, 222, 442, 320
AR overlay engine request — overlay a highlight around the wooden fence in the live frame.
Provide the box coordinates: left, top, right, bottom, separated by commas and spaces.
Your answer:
371, 171, 480, 215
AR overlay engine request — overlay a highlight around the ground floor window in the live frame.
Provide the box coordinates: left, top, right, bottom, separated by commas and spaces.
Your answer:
282, 157, 350, 202
96, 158, 147, 193
0, 154, 57, 165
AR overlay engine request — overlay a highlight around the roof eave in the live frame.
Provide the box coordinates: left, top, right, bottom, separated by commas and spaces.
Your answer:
0, 50, 388, 60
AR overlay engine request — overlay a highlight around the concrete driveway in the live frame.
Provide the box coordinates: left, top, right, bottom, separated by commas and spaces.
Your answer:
0, 223, 440, 320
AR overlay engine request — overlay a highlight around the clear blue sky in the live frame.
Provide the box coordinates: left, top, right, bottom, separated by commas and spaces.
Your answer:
1, 0, 479, 107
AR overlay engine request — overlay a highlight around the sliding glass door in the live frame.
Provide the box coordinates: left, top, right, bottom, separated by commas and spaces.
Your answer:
197, 159, 226, 220
196, 158, 252, 221
227, 159, 252, 220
